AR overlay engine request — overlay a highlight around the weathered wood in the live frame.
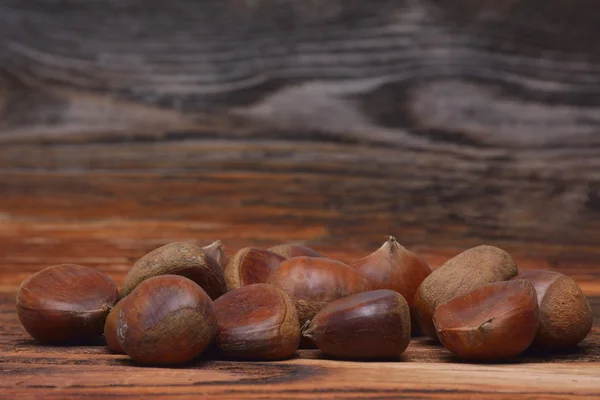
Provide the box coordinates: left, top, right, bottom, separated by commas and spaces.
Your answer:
1, 293, 599, 399
1, 2, 600, 397
0, 1, 599, 263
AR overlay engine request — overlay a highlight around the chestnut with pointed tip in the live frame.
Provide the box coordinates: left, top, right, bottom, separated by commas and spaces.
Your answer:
414, 245, 518, 339
433, 279, 539, 361
16, 264, 119, 344
516, 270, 592, 350
224, 247, 286, 290
269, 244, 322, 259
213, 283, 300, 360
304, 289, 411, 359
267, 257, 371, 326
202, 240, 228, 271
104, 299, 124, 353
351, 237, 431, 333
117, 275, 217, 365
121, 241, 227, 300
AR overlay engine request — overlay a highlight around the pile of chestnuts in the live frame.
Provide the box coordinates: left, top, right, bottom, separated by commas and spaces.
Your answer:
16, 238, 593, 365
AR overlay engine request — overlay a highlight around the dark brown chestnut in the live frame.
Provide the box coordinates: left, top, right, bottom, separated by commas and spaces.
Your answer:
516, 270, 592, 350
16, 264, 119, 344
104, 299, 124, 353
433, 279, 539, 361
351, 237, 431, 333
224, 247, 286, 290
117, 275, 217, 365
269, 244, 322, 259
267, 257, 370, 326
121, 241, 227, 300
303, 289, 411, 359
213, 283, 300, 360
414, 245, 518, 339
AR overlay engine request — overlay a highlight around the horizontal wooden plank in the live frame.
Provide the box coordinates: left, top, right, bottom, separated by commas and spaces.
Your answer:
1, 294, 599, 399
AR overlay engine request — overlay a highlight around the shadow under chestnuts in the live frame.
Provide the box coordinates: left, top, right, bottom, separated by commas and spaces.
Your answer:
15, 240, 593, 366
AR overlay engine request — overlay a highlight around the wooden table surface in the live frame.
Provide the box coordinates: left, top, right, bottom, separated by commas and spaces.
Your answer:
2, 0, 600, 398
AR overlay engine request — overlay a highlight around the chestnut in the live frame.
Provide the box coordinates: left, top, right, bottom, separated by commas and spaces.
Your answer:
516, 270, 592, 350
201, 240, 228, 270
213, 283, 300, 360
269, 244, 322, 259
224, 247, 286, 290
121, 241, 227, 300
350, 237, 431, 333
303, 290, 411, 359
16, 264, 119, 344
267, 256, 370, 326
433, 279, 539, 361
414, 245, 518, 339
117, 275, 217, 365
104, 299, 124, 353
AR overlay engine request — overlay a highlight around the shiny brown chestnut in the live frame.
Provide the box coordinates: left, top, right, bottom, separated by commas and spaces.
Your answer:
516, 270, 592, 350
121, 241, 227, 300
213, 283, 300, 360
351, 237, 431, 333
267, 257, 370, 326
224, 247, 286, 290
303, 289, 411, 359
104, 299, 124, 353
117, 275, 217, 365
433, 279, 539, 361
269, 244, 322, 259
414, 245, 518, 339
16, 264, 119, 344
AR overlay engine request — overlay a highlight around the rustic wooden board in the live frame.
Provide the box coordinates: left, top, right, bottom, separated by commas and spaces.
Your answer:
1, 0, 600, 398
1, 292, 599, 399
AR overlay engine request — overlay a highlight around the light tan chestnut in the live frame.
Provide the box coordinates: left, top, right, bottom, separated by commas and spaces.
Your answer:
16, 264, 119, 344
117, 275, 217, 365
304, 290, 411, 359
121, 241, 227, 300
414, 245, 518, 339
433, 279, 540, 360
224, 247, 286, 290
269, 244, 322, 259
213, 284, 300, 360
351, 237, 431, 333
104, 299, 125, 353
516, 270, 592, 350
267, 257, 370, 326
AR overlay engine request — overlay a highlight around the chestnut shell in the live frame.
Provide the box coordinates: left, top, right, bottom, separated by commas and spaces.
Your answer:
16, 264, 119, 344
213, 283, 300, 360
117, 275, 217, 365
433, 279, 540, 361
304, 289, 411, 359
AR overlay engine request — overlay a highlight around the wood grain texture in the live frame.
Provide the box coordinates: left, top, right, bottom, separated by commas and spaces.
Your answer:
1, 1, 600, 397
1, 293, 599, 399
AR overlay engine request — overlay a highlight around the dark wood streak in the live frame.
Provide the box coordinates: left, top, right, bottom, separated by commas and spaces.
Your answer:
0, 2, 600, 397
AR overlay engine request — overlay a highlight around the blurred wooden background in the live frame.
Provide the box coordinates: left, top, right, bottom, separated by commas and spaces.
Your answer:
1, 0, 599, 292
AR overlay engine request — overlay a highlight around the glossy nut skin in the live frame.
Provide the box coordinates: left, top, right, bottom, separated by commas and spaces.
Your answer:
117, 275, 217, 365
213, 283, 300, 360
16, 264, 119, 344
121, 241, 227, 300
351, 237, 430, 333
267, 257, 370, 326
433, 279, 539, 361
516, 270, 592, 350
414, 245, 518, 339
104, 299, 124, 353
304, 290, 411, 359
224, 247, 286, 290
269, 244, 322, 259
